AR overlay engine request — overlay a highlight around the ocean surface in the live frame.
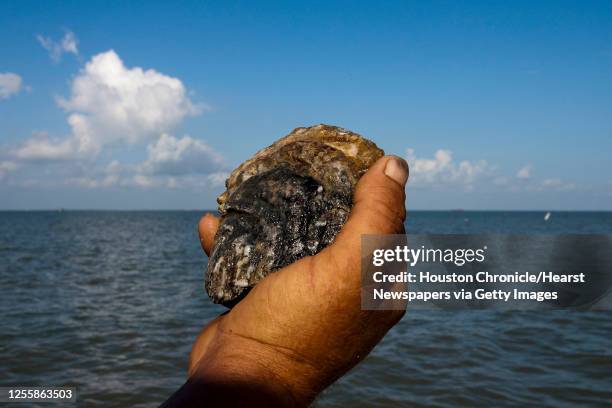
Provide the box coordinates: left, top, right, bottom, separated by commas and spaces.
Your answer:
1, 211, 611, 407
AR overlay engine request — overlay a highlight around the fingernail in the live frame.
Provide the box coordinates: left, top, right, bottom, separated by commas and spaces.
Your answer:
384, 156, 409, 186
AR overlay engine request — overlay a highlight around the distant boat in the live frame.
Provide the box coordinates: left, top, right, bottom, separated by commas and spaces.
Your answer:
544, 212, 551, 221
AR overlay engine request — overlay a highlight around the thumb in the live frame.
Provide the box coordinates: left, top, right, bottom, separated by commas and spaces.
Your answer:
320, 155, 408, 272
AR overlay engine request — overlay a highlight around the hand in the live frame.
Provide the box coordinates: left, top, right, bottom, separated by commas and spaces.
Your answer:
188, 156, 408, 406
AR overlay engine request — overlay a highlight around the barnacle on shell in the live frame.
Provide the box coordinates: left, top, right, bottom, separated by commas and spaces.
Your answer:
206, 124, 384, 306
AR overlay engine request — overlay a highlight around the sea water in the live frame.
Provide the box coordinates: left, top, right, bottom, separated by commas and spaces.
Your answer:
0, 211, 610, 407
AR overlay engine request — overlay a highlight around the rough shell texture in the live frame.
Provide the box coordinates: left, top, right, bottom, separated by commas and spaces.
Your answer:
206, 124, 384, 306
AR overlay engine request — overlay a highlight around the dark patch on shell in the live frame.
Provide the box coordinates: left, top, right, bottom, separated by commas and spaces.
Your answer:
206, 124, 384, 306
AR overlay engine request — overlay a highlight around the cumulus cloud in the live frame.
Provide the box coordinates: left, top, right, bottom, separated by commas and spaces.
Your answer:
516, 164, 531, 179
20, 134, 228, 190
14, 50, 201, 160
1, 47, 227, 192
59, 50, 200, 154
404, 147, 582, 194
140, 134, 224, 176
13, 136, 77, 161
406, 148, 493, 187
107, 133, 228, 189
37, 30, 78, 62
0, 73, 23, 99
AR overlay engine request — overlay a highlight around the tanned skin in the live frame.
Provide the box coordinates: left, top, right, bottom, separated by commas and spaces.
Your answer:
161, 156, 409, 407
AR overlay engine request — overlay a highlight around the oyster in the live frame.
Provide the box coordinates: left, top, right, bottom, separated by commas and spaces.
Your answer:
206, 124, 384, 306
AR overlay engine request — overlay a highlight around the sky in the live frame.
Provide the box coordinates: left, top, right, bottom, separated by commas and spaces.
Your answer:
0, 0, 611, 210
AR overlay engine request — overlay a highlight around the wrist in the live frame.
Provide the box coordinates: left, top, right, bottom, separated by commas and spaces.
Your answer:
192, 332, 322, 407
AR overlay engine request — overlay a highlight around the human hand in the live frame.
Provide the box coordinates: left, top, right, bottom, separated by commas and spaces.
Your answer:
188, 156, 408, 406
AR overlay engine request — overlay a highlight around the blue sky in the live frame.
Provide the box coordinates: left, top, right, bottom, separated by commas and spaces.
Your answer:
0, 1, 611, 210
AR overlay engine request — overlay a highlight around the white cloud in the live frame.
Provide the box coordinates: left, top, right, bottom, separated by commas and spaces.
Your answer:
14, 50, 201, 160
14, 133, 227, 189
140, 134, 224, 176
2, 21, 230, 197
0, 73, 23, 99
1, 48, 227, 192
58, 50, 201, 155
406, 148, 493, 187
14, 136, 77, 161
37, 30, 78, 62
108, 133, 227, 189
402, 148, 580, 194
516, 164, 531, 179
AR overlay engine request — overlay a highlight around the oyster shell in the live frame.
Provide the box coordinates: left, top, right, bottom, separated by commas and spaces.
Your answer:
206, 124, 384, 306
